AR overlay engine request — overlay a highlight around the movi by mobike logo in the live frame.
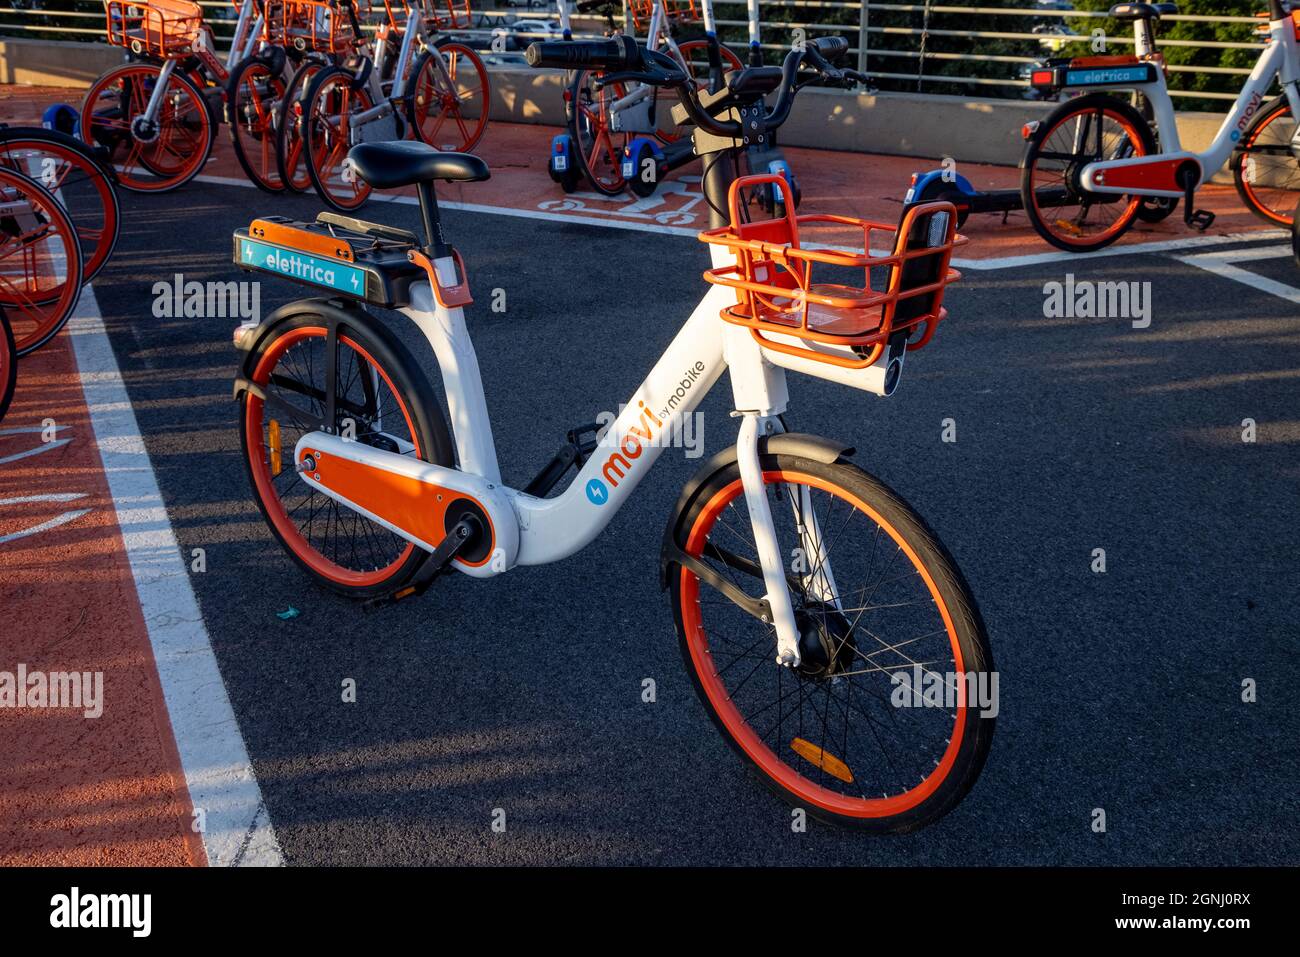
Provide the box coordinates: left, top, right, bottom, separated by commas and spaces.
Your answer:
587, 360, 707, 505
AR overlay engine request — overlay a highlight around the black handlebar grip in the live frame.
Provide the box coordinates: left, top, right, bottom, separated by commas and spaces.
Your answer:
525, 36, 637, 70
811, 36, 849, 59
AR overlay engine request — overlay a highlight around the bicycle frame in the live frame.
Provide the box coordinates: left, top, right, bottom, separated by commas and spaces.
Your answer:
137, 0, 267, 125
341, 2, 451, 132
1079, 13, 1300, 198
290, 243, 898, 663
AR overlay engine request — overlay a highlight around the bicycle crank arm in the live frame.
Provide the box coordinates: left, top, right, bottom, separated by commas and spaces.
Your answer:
363, 515, 480, 611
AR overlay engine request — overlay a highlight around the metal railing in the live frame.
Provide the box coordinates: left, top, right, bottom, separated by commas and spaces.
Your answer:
0, 1, 1280, 108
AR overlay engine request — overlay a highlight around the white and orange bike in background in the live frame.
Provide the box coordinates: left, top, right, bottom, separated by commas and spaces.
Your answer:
232, 36, 996, 831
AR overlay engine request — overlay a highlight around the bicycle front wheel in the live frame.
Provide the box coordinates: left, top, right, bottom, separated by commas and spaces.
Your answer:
0, 167, 85, 357
667, 452, 995, 832
0, 128, 121, 285
1232, 98, 1298, 227
80, 63, 213, 193
1020, 93, 1155, 253
0, 308, 15, 423
239, 308, 453, 597
408, 43, 490, 152
301, 66, 374, 212
568, 70, 628, 196
276, 57, 327, 194
226, 55, 287, 193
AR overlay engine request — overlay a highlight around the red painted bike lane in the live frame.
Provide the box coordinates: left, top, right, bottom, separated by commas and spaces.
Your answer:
0, 328, 206, 866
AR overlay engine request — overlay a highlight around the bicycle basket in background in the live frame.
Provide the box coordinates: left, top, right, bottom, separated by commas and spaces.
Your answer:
104, 0, 205, 58
628, 0, 697, 32
698, 173, 964, 370
281, 0, 361, 53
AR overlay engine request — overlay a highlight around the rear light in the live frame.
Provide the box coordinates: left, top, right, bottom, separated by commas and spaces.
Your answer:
1021, 121, 1040, 140
1030, 70, 1053, 86
909, 172, 918, 186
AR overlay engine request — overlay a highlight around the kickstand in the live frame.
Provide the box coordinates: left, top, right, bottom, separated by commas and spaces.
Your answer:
363, 516, 480, 611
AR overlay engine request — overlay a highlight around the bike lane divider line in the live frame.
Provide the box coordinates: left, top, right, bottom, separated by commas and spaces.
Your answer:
1172, 246, 1300, 305
67, 284, 284, 867
0, 325, 203, 865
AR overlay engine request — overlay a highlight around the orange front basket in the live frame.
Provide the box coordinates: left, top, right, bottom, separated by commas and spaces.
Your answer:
698, 174, 966, 370
104, 0, 205, 58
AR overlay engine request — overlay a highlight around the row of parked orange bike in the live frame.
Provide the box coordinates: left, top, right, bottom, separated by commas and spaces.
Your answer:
83, 0, 490, 209
0, 0, 492, 424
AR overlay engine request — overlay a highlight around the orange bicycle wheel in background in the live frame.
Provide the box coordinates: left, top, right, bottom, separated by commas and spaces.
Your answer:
227, 55, 288, 193
657, 39, 742, 142
0, 129, 121, 285
0, 308, 15, 423
301, 65, 374, 211
666, 453, 995, 832
568, 70, 629, 196
408, 42, 490, 152
1232, 98, 1298, 227
239, 311, 452, 597
0, 167, 85, 357
1020, 93, 1156, 253
276, 58, 327, 194
80, 62, 214, 193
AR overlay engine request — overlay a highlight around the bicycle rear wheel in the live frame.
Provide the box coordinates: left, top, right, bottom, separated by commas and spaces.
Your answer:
1232, 98, 1298, 227
408, 43, 490, 152
239, 308, 453, 597
667, 452, 995, 832
0, 167, 85, 357
0, 128, 120, 285
227, 55, 287, 193
0, 308, 15, 424
302, 66, 374, 212
1020, 93, 1155, 253
80, 63, 213, 193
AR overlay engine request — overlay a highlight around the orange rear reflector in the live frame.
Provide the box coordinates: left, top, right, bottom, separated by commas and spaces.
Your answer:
790, 737, 854, 783
268, 419, 282, 476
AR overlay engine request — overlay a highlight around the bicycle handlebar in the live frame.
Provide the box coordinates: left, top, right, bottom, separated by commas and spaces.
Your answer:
525, 35, 861, 142
524, 36, 638, 69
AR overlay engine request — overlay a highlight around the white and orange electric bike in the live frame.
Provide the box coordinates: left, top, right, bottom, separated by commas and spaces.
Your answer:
233, 37, 995, 831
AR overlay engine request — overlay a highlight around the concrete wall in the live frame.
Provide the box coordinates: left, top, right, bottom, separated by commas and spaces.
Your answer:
0, 38, 124, 87
0, 37, 1231, 179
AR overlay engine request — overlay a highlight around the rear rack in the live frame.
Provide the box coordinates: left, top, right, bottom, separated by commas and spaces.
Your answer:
233, 214, 424, 307
698, 174, 965, 370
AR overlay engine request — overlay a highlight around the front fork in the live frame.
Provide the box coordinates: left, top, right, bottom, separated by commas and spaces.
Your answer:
735, 412, 840, 668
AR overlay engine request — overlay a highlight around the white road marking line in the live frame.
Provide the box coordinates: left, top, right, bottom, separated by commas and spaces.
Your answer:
0, 437, 72, 465
0, 509, 91, 546
1174, 246, 1300, 304
0, 492, 87, 505
195, 173, 1288, 265
955, 230, 1289, 270
66, 284, 283, 867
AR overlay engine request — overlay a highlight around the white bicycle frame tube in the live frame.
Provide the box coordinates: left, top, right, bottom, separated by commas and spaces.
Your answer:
1081, 17, 1300, 197
347, 6, 426, 129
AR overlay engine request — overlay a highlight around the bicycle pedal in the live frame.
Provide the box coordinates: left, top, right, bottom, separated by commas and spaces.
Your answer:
1186, 208, 1215, 232
361, 517, 479, 612
565, 421, 603, 463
